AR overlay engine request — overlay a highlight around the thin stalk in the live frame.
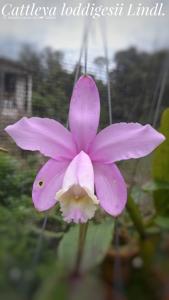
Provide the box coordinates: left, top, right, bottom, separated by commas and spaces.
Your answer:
0, 147, 8, 152
127, 196, 146, 240
74, 223, 88, 276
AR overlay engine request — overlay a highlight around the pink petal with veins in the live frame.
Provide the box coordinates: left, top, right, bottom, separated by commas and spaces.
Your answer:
90, 122, 165, 163
32, 159, 69, 211
5, 117, 76, 160
94, 162, 127, 216
69, 75, 100, 152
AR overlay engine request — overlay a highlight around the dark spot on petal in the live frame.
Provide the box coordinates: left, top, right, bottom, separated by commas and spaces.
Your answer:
38, 180, 44, 188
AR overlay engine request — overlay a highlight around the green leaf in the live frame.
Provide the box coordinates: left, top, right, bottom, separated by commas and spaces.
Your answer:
131, 185, 145, 202
34, 265, 68, 300
154, 216, 169, 230
152, 108, 169, 216
142, 180, 169, 192
34, 272, 104, 300
126, 196, 146, 239
58, 219, 114, 273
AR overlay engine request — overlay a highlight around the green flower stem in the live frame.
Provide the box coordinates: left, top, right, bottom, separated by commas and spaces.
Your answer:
74, 222, 88, 276
127, 196, 146, 240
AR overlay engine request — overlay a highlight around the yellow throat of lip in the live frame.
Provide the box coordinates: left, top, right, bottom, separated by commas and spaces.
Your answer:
57, 184, 98, 205
55, 184, 99, 223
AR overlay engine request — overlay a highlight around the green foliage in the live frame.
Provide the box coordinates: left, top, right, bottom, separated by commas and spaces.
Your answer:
0, 153, 18, 202
58, 219, 114, 273
33, 266, 68, 300
142, 180, 169, 192
153, 108, 169, 216
35, 273, 105, 300
0, 152, 67, 299
110, 48, 169, 123
0, 152, 36, 206
127, 196, 146, 239
154, 216, 169, 230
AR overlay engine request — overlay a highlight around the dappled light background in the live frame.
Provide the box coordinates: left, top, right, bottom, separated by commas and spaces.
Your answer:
0, 0, 169, 299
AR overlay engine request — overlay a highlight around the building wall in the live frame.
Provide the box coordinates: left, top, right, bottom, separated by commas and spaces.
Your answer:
0, 71, 32, 117
0, 60, 32, 150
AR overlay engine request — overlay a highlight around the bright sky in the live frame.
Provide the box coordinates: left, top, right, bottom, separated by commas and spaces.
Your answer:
0, 0, 168, 69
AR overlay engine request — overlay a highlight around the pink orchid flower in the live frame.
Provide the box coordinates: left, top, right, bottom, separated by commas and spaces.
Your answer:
5, 75, 165, 223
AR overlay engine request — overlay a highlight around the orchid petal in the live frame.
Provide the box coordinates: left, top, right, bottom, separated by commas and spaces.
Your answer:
5, 117, 77, 160
90, 123, 165, 163
32, 159, 69, 211
69, 75, 100, 152
94, 162, 127, 217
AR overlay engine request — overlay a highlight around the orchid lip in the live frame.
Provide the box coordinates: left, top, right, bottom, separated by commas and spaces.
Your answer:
56, 184, 99, 223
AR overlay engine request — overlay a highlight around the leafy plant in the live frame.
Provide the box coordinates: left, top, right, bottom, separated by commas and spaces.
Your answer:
152, 108, 169, 216
58, 219, 114, 273
0, 152, 36, 206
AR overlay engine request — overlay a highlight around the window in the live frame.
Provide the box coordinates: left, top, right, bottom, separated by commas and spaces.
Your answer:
2, 72, 16, 109
4, 73, 16, 93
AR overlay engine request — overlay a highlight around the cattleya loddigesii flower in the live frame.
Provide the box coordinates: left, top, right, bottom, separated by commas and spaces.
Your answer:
5, 76, 165, 223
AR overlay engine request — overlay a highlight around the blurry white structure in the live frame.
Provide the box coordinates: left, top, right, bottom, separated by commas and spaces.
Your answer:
0, 58, 32, 118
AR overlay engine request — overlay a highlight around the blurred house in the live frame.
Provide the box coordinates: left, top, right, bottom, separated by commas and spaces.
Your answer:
0, 58, 32, 118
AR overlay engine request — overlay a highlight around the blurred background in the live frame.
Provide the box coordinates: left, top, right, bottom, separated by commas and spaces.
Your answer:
0, 0, 169, 299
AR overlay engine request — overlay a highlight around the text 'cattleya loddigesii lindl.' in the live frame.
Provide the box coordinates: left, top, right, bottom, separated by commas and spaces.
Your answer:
5, 75, 165, 223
